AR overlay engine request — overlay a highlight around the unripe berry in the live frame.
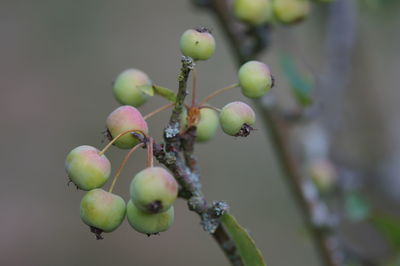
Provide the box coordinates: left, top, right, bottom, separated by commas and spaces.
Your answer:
196, 108, 219, 142
179, 28, 216, 61
233, 0, 272, 26
219, 101, 256, 136
238, 61, 273, 98
112, 69, 153, 107
127, 200, 174, 235
273, 0, 311, 24
65, 145, 111, 190
307, 159, 337, 193
130, 167, 178, 213
180, 108, 219, 142
106, 105, 148, 149
80, 189, 126, 238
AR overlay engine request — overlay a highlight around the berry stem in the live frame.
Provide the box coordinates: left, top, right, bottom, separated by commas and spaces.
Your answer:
146, 138, 154, 168
143, 103, 175, 120
199, 83, 239, 105
152, 84, 177, 102
99, 129, 146, 156
108, 143, 145, 193
191, 67, 198, 107
198, 105, 221, 112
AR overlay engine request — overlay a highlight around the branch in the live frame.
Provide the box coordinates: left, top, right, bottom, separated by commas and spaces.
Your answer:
150, 56, 243, 266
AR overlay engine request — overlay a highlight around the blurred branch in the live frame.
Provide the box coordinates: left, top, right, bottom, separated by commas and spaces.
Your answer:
194, 0, 359, 265
315, 0, 357, 132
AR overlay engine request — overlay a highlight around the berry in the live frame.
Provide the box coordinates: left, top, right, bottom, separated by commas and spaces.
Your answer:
196, 108, 219, 142
238, 61, 273, 98
106, 105, 148, 149
65, 145, 111, 190
179, 28, 216, 61
307, 159, 336, 193
126, 200, 174, 235
233, 0, 272, 26
180, 108, 219, 142
112, 69, 153, 107
80, 189, 126, 238
219, 101, 256, 136
130, 167, 178, 213
273, 0, 311, 24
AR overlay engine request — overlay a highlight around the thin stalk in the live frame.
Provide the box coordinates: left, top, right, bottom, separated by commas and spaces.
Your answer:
198, 105, 221, 112
147, 138, 154, 168
108, 143, 145, 193
99, 129, 145, 156
199, 83, 239, 106
144, 103, 175, 120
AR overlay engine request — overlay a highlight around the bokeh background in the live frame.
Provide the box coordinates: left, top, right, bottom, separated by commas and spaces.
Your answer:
1, 0, 399, 265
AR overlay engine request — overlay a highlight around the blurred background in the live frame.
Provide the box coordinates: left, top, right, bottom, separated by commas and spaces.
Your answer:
1, 0, 399, 265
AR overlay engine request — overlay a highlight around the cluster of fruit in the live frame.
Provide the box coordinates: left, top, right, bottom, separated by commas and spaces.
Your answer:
66, 107, 178, 238
65, 27, 274, 239
233, 0, 332, 26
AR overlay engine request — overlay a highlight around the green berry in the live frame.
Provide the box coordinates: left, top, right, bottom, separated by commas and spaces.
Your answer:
233, 0, 272, 25
219, 101, 256, 136
196, 108, 219, 142
106, 105, 148, 149
80, 189, 126, 239
179, 28, 216, 61
308, 159, 336, 193
65, 145, 110, 190
130, 167, 178, 213
180, 108, 219, 142
273, 0, 310, 24
127, 200, 174, 235
238, 61, 273, 98
112, 69, 153, 107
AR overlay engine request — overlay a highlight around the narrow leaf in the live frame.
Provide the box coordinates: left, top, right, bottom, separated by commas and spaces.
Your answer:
138, 85, 154, 96
370, 213, 400, 249
279, 53, 314, 107
221, 213, 266, 266
345, 191, 370, 222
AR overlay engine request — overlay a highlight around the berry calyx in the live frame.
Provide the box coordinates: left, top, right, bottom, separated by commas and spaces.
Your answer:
233, 0, 272, 26
238, 61, 273, 98
273, 0, 311, 24
219, 101, 256, 136
80, 189, 126, 239
106, 105, 148, 149
126, 200, 174, 235
65, 145, 111, 190
112, 69, 153, 107
179, 28, 216, 61
130, 167, 178, 213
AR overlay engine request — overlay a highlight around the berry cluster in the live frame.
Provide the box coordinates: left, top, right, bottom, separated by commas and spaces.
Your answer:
233, 0, 332, 26
65, 27, 273, 239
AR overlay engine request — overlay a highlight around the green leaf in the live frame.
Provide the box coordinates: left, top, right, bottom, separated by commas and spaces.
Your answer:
221, 213, 266, 266
370, 213, 400, 250
138, 85, 154, 96
152, 85, 177, 102
279, 53, 314, 107
344, 192, 370, 222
